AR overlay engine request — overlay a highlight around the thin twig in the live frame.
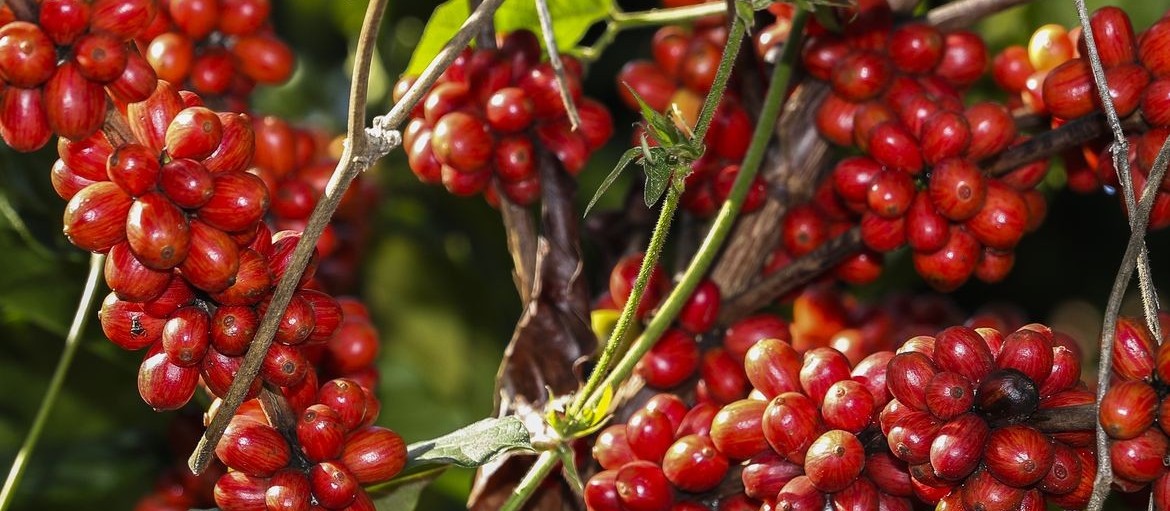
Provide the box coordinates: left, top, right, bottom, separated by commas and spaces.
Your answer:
0, 254, 104, 511
1028, 404, 1096, 433
472, 0, 538, 304
925, 0, 1034, 30
188, 0, 392, 474
367, 0, 509, 158
535, 0, 581, 130
259, 384, 311, 470
1075, 0, 1162, 342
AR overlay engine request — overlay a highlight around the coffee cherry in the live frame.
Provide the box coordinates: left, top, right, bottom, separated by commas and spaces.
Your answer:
45, 61, 107, 141
609, 253, 667, 320
92, 0, 156, 39
485, 87, 534, 133
170, 0, 220, 39
431, 112, 493, 173
804, 430, 864, 493
937, 31, 987, 88
662, 434, 728, 492
138, 344, 200, 411
310, 461, 358, 509
637, 328, 699, 389
1110, 427, 1169, 483
626, 408, 675, 463
210, 305, 257, 356
126, 191, 191, 270
864, 451, 912, 497
264, 469, 310, 511
912, 225, 980, 291
615, 460, 673, 511
233, 34, 295, 84
820, 380, 875, 434
710, 398, 767, 461
816, 93, 859, 147
961, 469, 1024, 511
1113, 315, 1156, 381
922, 111, 971, 165
887, 352, 938, 412
340, 426, 407, 484
0, 22, 57, 88
776, 475, 826, 511
161, 305, 210, 367
166, 106, 224, 160
1039, 442, 1082, 495
677, 279, 719, 334
215, 416, 290, 477
585, 470, 623, 511
889, 23, 944, 74
74, 32, 129, 84
929, 413, 988, 481
975, 368, 1039, 427
40, 0, 91, 46
831, 51, 892, 101
179, 219, 239, 293
0, 87, 52, 152
887, 410, 941, 465
867, 121, 923, 175
318, 378, 367, 431
743, 339, 802, 400
214, 471, 269, 511
924, 371, 973, 421
593, 425, 637, 470
832, 477, 880, 511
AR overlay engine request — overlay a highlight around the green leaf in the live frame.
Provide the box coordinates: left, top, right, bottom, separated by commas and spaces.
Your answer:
367, 466, 446, 511
623, 85, 681, 147
405, 0, 613, 76
643, 161, 672, 208
583, 147, 641, 218
557, 444, 584, 495
404, 416, 534, 470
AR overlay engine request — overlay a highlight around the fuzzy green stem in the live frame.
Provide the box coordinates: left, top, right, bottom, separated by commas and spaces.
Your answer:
567, 2, 749, 417
570, 182, 684, 415
0, 253, 104, 511
575, 2, 729, 61
585, 8, 808, 410
610, 2, 727, 28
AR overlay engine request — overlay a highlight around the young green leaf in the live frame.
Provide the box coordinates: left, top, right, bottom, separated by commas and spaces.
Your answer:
643, 159, 673, 208
406, 0, 613, 76
623, 84, 684, 147
404, 416, 533, 470
557, 444, 585, 494
584, 147, 641, 218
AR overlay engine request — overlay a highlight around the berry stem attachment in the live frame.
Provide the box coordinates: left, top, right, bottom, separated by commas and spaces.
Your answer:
1028, 404, 1097, 433
0, 253, 104, 511
258, 384, 312, 471
188, 0, 392, 475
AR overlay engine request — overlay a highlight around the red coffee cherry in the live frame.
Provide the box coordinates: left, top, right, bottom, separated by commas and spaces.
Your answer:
928, 158, 987, 222
776, 475, 826, 511
104, 241, 172, 302
232, 34, 296, 84
39, 0, 92, 46
867, 121, 923, 175
91, 0, 157, 39
1086, 6, 1136, 68
961, 469, 1024, 511
964, 102, 1016, 160
615, 460, 673, 511
966, 180, 1028, 251
662, 434, 729, 492
1110, 427, 1169, 483
637, 328, 699, 390
1113, 315, 1156, 381
867, 169, 916, 219
1100, 380, 1159, 440
924, 371, 973, 421
889, 23, 944, 74
138, 344, 200, 411
265, 469, 311, 511
762, 391, 822, 463
170, 0, 220, 39
73, 32, 129, 84
804, 430, 864, 493
317, 378, 367, 431
215, 415, 290, 477
0, 22, 57, 88
993, 45, 1034, 93
1040, 442, 1083, 495
338, 426, 407, 484
63, 181, 134, 253
887, 411, 942, 465
921, 111, 971, 165
677, 279, 720, 334
936, 31, 987, 89
211, 304, 257, 356
309, 461, 358, 509
820, 380, 875, 434
126, 191, 191, 270
0, 87, 52, 152
830, 51, 893, 101
886, 352, 938, 412
584, 470, 623, 511
161, 305, 210, 367
179, 219, 240, 293
166, 106, 224, 160
108, 50, 159, 104
44, 61, 107, 141
983, 424, 1055, 487
710, 398, 768, 461
929, 413, 988, 481
593, 425, 637, 470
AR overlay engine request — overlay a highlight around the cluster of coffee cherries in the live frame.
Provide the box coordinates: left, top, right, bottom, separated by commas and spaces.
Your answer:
999, 7, 1170, 230
211, 378, 404, 511
785, 2, 1053, 291
882, 324, 1094, 510
0, 0, 161, 151
1099, 314, 1170, 504
136, 0, 293, 110
400, 29, 613, 205
615, 20, 763, 218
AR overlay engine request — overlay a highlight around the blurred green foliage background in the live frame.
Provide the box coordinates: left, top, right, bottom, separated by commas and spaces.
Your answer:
2, 0, 1170, 509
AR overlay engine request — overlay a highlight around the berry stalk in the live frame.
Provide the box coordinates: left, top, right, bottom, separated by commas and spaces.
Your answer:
188, 0, 394, 475
570, 0, 755, 418
0, 253, 104, 511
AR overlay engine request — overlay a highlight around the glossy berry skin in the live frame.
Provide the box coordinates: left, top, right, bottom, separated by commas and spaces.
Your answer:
626, 408, 675, 463
431, 112, 494, 173
820, 380, 875, 434
710, 398, 767, 461
45, 61, 107, 141
867, 121, 923, 175
0, 22, 57, 88
341, 426, 407, 483
0, 87, 52, 152
585, 470, 623, 511
983, 424, 1055, 487
929, 413, 988, 481
830, 51, 892, 101
137, 346, 199, 411
744, 338, 802, 399
126, 191, 191, 270
929, 158, 986, 222
215, 417, 290, 477
637, 328, 699, 389
925, 371, 973, 421
1110, 427, 1169, 483
484, 87, 534, 133
661, 434, 729, 492
889, 23, 944, 74
975, 368, 1039, 427
967, 180, 1028, 250
677, 279, 719, 334
615, 461, 673, 511
803, 430, 865, 493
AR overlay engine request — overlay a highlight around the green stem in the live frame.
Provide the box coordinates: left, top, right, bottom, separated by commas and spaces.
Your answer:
498, 451, 559, 511
567, 2, 749, 417
584, 8, 808, 411
610, 2, 727, 28
574, 2, 729, 62
570, 182, 684, 415
0, 253, 104, 511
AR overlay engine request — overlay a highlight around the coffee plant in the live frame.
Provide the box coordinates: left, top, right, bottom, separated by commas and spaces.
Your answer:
3, 0, 1170, 510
